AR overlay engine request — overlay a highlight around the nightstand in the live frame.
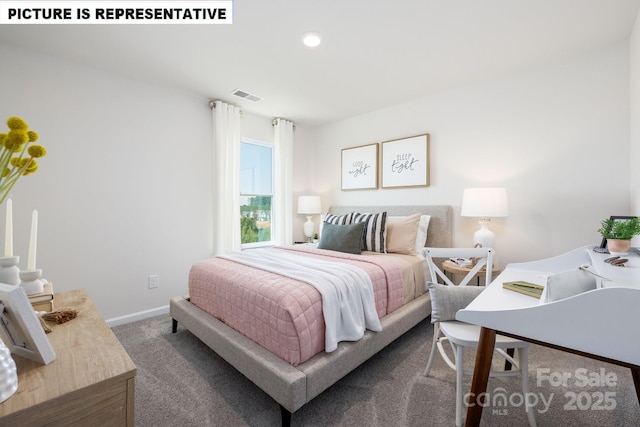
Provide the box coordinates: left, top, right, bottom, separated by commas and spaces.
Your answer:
0, 289, 136, 426
441, 260, 501, 286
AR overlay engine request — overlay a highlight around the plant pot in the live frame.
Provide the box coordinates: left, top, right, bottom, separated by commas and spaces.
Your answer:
607, 239, 631, 256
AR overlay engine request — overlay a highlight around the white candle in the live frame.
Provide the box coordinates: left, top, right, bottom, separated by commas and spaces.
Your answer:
4, 199, 12, 257
27, 209, 37, 270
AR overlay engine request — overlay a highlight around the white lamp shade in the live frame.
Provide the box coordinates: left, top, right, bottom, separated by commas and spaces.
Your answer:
297, 196, 322, 215
461, 188, 509, 218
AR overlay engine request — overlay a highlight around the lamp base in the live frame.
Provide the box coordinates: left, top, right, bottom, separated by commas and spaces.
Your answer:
473, 219, 495, 249
303, 216, 314, 243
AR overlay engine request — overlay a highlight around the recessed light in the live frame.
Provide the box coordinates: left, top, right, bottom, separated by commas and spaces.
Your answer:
303, 32, 322, 48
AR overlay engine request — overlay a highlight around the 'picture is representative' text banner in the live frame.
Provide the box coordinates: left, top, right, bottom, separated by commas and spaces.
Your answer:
0, 1, 233, 24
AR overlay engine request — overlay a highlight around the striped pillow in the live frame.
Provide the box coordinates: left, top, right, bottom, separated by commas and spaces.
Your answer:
323, 212, 354, 225
353, 212, 387, 253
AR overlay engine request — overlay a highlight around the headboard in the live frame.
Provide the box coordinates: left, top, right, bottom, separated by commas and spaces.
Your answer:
328, 205, 452, 249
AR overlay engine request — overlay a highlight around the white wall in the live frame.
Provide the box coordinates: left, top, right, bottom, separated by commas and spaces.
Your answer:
307, 41, 631, 266
0, 42, 217, 321
631, 9, 640, 216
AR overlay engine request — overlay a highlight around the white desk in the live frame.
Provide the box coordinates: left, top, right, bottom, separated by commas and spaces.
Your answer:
456, 246, 640, 427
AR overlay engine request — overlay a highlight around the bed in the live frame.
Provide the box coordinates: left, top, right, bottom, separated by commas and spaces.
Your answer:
170, 205, 452, 425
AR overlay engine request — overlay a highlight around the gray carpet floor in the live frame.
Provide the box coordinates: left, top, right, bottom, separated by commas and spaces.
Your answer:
112, 315, 640, 426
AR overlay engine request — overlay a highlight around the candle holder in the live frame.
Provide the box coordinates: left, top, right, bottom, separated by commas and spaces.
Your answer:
19, 269, 44, 295
0, 256, 20, 286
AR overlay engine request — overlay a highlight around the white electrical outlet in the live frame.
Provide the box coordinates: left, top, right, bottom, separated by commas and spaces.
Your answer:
148, 275, 159, 289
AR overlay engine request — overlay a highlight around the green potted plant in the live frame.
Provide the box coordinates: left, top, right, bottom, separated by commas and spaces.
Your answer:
597, 217, 640, 255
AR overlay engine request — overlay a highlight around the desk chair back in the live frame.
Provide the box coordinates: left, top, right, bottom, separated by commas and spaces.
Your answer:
424, 247, 494, 287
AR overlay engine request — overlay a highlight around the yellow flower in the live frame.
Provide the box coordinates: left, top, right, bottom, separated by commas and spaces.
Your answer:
23, 159, 38, 175
5, 130, 28, 150
0, 116, 47, 205
28, 145, 46, 158
6, 117, 28, 131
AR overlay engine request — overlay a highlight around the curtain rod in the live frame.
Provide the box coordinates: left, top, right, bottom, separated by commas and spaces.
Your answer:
272, 118, 296, 131
209, 100, 243, 116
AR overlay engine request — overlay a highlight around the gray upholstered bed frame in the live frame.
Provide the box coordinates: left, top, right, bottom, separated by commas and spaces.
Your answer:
169, 205, 451, 426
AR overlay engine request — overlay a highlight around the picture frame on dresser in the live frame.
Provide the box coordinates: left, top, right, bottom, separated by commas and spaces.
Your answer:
341, 143, 378, 190
381, 133, 430, 188
0, 283, 56, 365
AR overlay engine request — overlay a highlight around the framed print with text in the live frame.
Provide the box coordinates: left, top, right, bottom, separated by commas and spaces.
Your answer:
381, 133, 430, 188
341, 143, 378, 190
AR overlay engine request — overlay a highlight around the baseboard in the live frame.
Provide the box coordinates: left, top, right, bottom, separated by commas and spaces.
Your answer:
106, 304, 170, 327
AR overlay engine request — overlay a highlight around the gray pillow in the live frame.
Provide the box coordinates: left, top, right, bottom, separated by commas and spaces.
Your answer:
427, 282, 485, 323
317, 222, 365, 254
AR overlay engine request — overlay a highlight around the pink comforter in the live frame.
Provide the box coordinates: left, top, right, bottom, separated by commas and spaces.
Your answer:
189, 245, 407, 366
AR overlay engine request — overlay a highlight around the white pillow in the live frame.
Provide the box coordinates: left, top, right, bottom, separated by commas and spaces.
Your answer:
414, 215, 431, 255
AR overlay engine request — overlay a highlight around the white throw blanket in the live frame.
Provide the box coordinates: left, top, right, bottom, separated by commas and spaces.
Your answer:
220, 248, 382, 352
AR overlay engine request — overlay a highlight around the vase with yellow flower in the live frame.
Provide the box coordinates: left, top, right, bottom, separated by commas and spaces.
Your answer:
0, 117, 46, 287
0, 116, 46, 403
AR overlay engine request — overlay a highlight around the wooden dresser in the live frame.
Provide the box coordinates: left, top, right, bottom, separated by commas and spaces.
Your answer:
0, 289, 136, 426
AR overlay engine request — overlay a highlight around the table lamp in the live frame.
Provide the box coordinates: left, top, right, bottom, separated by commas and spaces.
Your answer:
460, 187, 508, 249
297, 196, 321, 242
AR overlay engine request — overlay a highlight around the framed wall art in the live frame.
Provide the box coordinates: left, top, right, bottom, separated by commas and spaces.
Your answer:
341, 143, 378, 190
381, 133, 430, 188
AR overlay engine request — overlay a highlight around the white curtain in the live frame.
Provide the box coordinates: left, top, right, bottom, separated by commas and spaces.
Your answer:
273, 118, 294, 245
212, 100, 242, 255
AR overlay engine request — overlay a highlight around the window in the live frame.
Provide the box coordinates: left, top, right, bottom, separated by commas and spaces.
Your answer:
240, 138, 273, 247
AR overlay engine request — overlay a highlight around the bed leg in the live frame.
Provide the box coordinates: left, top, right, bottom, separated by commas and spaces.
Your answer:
171, 318, 178, 333
280, 405, 291, 427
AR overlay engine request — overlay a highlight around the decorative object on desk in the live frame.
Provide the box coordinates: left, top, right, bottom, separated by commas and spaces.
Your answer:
41, 308, 78, 325
461, 187, 509, 249
37, 307, 79, 334
0, 117, 47, 206
597, 215, 640, 255
0, 338, 17, 403
381, 134, 429, 188
604, 255, 628, 266
297, 196, 321, 242
341, 143, 378, 190
19, 269, 44, 295
502, 281, 544, 299
0, 283, 55, 364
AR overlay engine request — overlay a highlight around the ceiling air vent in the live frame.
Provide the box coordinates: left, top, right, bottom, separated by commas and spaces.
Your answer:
231, 88, 262, 102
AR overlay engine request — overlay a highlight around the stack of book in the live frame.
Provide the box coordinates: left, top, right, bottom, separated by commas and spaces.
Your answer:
28, 282, 54, 312
448, 257, 473, 267
502, 281, 544, 299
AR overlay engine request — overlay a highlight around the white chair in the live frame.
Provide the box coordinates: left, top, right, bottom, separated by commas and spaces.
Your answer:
423, 247, 536, 427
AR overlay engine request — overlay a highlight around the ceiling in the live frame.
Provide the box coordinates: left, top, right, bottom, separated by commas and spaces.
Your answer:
1, 0, 639, 127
